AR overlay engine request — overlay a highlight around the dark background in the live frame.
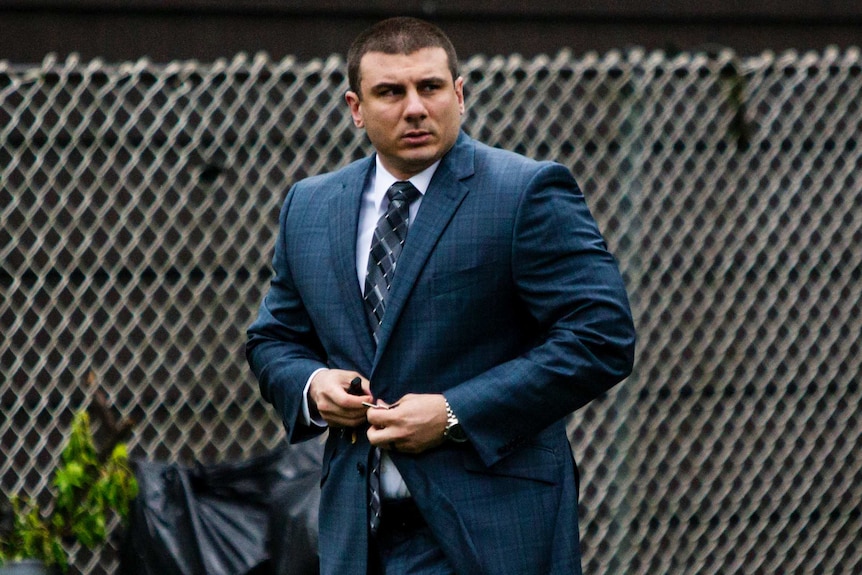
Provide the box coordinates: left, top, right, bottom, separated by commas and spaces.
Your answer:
2, 0, 861, 64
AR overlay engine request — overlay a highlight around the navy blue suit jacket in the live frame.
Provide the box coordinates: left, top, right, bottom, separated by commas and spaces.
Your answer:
247, 132, 635, 574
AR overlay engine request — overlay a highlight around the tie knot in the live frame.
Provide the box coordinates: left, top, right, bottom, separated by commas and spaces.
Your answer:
386, 181, 420, 207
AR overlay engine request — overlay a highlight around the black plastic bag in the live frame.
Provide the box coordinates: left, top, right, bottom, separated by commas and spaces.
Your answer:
120, 440, 322, 575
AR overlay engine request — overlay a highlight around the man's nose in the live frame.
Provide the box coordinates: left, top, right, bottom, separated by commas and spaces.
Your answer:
403, 88, 428, 118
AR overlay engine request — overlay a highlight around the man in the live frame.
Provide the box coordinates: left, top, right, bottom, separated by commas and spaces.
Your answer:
247, 16, 635, 575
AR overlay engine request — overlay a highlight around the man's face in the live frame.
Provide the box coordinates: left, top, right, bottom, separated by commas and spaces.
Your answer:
346, 47, 465, 180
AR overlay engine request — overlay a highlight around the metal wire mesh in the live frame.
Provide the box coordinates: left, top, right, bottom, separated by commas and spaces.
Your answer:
2, 47, 861, 574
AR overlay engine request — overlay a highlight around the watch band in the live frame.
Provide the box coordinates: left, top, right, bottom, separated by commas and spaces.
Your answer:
443, 398, 468, 442
445, 399, 459, 429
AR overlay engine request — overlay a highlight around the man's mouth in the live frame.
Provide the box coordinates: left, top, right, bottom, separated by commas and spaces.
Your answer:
402, 130, 433, 144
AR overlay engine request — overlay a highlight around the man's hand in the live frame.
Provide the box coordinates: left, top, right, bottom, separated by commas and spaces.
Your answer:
308, 369, 371, 428
366, 393, 448, 454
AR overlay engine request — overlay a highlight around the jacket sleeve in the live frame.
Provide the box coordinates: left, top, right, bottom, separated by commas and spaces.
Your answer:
246, 186, 328, 443
443, 162, 636, 466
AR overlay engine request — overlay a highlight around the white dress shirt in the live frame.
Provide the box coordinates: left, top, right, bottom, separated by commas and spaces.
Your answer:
304, 156, 440, 499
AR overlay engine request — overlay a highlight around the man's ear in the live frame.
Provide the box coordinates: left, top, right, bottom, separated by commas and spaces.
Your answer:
345, 91, 364, 128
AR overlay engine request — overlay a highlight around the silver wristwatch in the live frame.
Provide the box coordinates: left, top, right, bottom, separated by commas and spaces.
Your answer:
443, 399, 468, 443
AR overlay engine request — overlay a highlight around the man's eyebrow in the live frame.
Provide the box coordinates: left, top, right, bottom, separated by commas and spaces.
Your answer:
369, 76, 448, 90
370, 82, 403, 91
418, 76, 447, 84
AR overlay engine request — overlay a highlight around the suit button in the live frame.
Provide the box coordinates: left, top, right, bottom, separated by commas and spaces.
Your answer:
357, 462, 366, 475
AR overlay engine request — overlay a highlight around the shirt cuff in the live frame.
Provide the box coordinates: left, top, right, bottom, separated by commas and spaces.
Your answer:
302, 368, 329, 427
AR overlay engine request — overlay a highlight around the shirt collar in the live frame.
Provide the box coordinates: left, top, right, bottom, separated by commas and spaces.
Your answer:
372, 156, 440, 211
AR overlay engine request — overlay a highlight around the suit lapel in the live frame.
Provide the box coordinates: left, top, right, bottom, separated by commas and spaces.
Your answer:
329, 159, 376, 367
373, 133, 476, 357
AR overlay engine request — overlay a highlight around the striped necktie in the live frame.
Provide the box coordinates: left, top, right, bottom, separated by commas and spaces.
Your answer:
363, 180, 419, 533
363, 180, 421, 342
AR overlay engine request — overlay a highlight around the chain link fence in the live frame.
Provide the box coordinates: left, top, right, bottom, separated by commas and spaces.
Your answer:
2, 47, 860, 574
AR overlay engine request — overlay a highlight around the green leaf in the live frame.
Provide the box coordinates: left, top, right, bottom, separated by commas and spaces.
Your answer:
111, 443, 129, 463
61, 412, 97, 466
49, 538, 68, 571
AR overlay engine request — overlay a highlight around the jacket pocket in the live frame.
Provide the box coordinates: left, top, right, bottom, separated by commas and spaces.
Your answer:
462, 443, 559, 485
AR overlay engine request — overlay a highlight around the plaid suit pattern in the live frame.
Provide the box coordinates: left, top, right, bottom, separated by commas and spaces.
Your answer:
247, 132, 636, 575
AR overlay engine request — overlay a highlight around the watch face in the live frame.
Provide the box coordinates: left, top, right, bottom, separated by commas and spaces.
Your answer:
448, 423, 468, 442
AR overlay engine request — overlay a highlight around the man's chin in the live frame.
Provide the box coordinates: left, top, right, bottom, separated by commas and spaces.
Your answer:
394, 150, 441, 173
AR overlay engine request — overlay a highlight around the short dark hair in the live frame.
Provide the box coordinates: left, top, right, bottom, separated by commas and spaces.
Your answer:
347, 17, 459, 97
